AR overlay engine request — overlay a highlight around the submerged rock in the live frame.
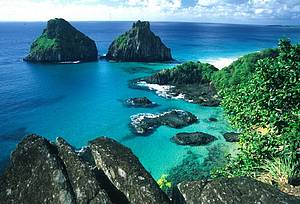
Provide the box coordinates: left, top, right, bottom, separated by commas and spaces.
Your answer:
106, 20, 172, 62
0, 135, 75, 204
24, 18, 98, 63
130, 110, 198, 135
223, 132, 240, 142
133, 62, 220, 106
125, 97, 157, 108
208, 117, 218, 122
56, 137, 112, 204
172, 177, 300, 204
89, 137, 170, 204
171, 132, 217, 146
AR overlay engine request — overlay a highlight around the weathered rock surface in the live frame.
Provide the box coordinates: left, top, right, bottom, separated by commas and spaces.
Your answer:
125, 97, 157, 108
130, 110, 198, 135
171, 132, 217, 146
223, 132, 240, 142
24, 18, 98, 63
173, 177, 300, 204
56, 137, 112, 204
89, 137, 170, 204
0, 135, 75, 204
106, 20, 172, 62
133, 62, 220, 106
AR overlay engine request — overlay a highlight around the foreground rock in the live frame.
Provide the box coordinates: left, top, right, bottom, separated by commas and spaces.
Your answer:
56, 137, 111, 203
0, 135, 75, 203
106, 20, 172, 62
223, 132, 240, 142
24, 18, 98, 63
125, 97, 157, 108
130, 110, 198, 135
171, 132, 217, 146
90, 137, 170, 204
173, 177, 300, 204
132, 62, 220, 106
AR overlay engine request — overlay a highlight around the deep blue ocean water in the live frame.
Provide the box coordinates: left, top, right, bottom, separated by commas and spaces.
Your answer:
0, 21, 300, 178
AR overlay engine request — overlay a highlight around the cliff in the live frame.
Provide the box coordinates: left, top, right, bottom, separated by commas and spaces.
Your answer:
106, 21, 173, 62
24, 18, 98, 63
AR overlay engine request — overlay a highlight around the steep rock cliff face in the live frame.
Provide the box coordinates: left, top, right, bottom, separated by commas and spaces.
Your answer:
106, 21, 172, 62
24, 18, 98, 63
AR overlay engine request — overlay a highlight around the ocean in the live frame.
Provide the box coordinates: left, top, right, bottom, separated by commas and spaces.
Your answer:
0, 21, 300, 179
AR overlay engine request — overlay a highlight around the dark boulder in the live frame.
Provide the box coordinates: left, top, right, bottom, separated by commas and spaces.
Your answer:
130, 110, 198, 135
223, 132, 240, 142
125, 97, 157, 108
172, 177, 300, 204
106, 20, 172, 62
24, 18, 98, 63
56, 137, 112, 204
171, 132, 217, 146
0, 134, 75, 204
89, 137, 170, 204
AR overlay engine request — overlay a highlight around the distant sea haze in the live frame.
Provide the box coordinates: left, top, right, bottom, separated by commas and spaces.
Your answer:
0, 21, 300, 177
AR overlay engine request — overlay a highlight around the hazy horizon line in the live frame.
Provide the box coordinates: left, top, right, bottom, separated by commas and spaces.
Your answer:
0, 19, 299, 27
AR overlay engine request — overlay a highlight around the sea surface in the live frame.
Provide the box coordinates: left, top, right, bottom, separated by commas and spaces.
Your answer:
0, 21, 300, 178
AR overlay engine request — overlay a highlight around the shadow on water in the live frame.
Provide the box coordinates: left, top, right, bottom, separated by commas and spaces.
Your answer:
121, 66, 158, 74
0, 127, 28, 142
0, 95, 65, 115
0, 157, 9, 175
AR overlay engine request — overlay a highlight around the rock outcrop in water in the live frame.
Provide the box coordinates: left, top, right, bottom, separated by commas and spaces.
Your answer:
171, 132, 217, 146
106, 20, 173, 62
223, 132, 240, 142
124, 97, 157, 108
24, 18, 98, 63
1, 135, 299, 203
130, 110, 198, 135
133, 61, 220, 106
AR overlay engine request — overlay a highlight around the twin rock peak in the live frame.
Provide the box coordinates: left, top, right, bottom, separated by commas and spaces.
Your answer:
24, 18, 173, 63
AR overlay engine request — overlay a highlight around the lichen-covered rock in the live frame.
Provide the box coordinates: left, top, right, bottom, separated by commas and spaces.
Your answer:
56, 137, 112, 204
0, 134, 75, 204
89, 137, 170, 204
24, 18, 98, 63
124, 97, 157, 108
223, 132, 240, 142
130, 110, 198, 135
173, 177, 300, 204
171, 132, 217, 146
106, 20, 172, 62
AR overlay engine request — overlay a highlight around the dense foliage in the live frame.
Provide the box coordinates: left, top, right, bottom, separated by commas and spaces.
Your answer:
147, 61, 218, 85
213, 39, 300, 178
212, 48, 278, 90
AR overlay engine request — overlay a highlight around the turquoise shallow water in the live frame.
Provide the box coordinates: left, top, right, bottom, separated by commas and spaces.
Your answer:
1, 22, 300, 178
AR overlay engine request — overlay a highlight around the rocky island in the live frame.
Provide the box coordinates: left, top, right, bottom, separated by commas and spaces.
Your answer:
130, 110, 198, 135
132, 61, 220, 106
1, 135, 299, 203
106, 20, 173, 62
171, 132, 217, 146
24, 18, 98, 63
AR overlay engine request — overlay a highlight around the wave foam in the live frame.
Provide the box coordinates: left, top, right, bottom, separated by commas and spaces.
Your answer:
204, 57, 238, 69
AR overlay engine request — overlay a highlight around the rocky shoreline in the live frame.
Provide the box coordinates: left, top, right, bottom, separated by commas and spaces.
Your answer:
1, 135, 299, 203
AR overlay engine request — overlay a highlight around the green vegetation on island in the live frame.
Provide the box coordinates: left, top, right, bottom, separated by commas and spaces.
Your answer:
106, 20, 173, 62
212, 39, 300, 194
24, 18, 98, 63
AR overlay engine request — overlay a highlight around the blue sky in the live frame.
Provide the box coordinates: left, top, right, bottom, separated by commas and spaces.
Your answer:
0, 0, 299, 24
